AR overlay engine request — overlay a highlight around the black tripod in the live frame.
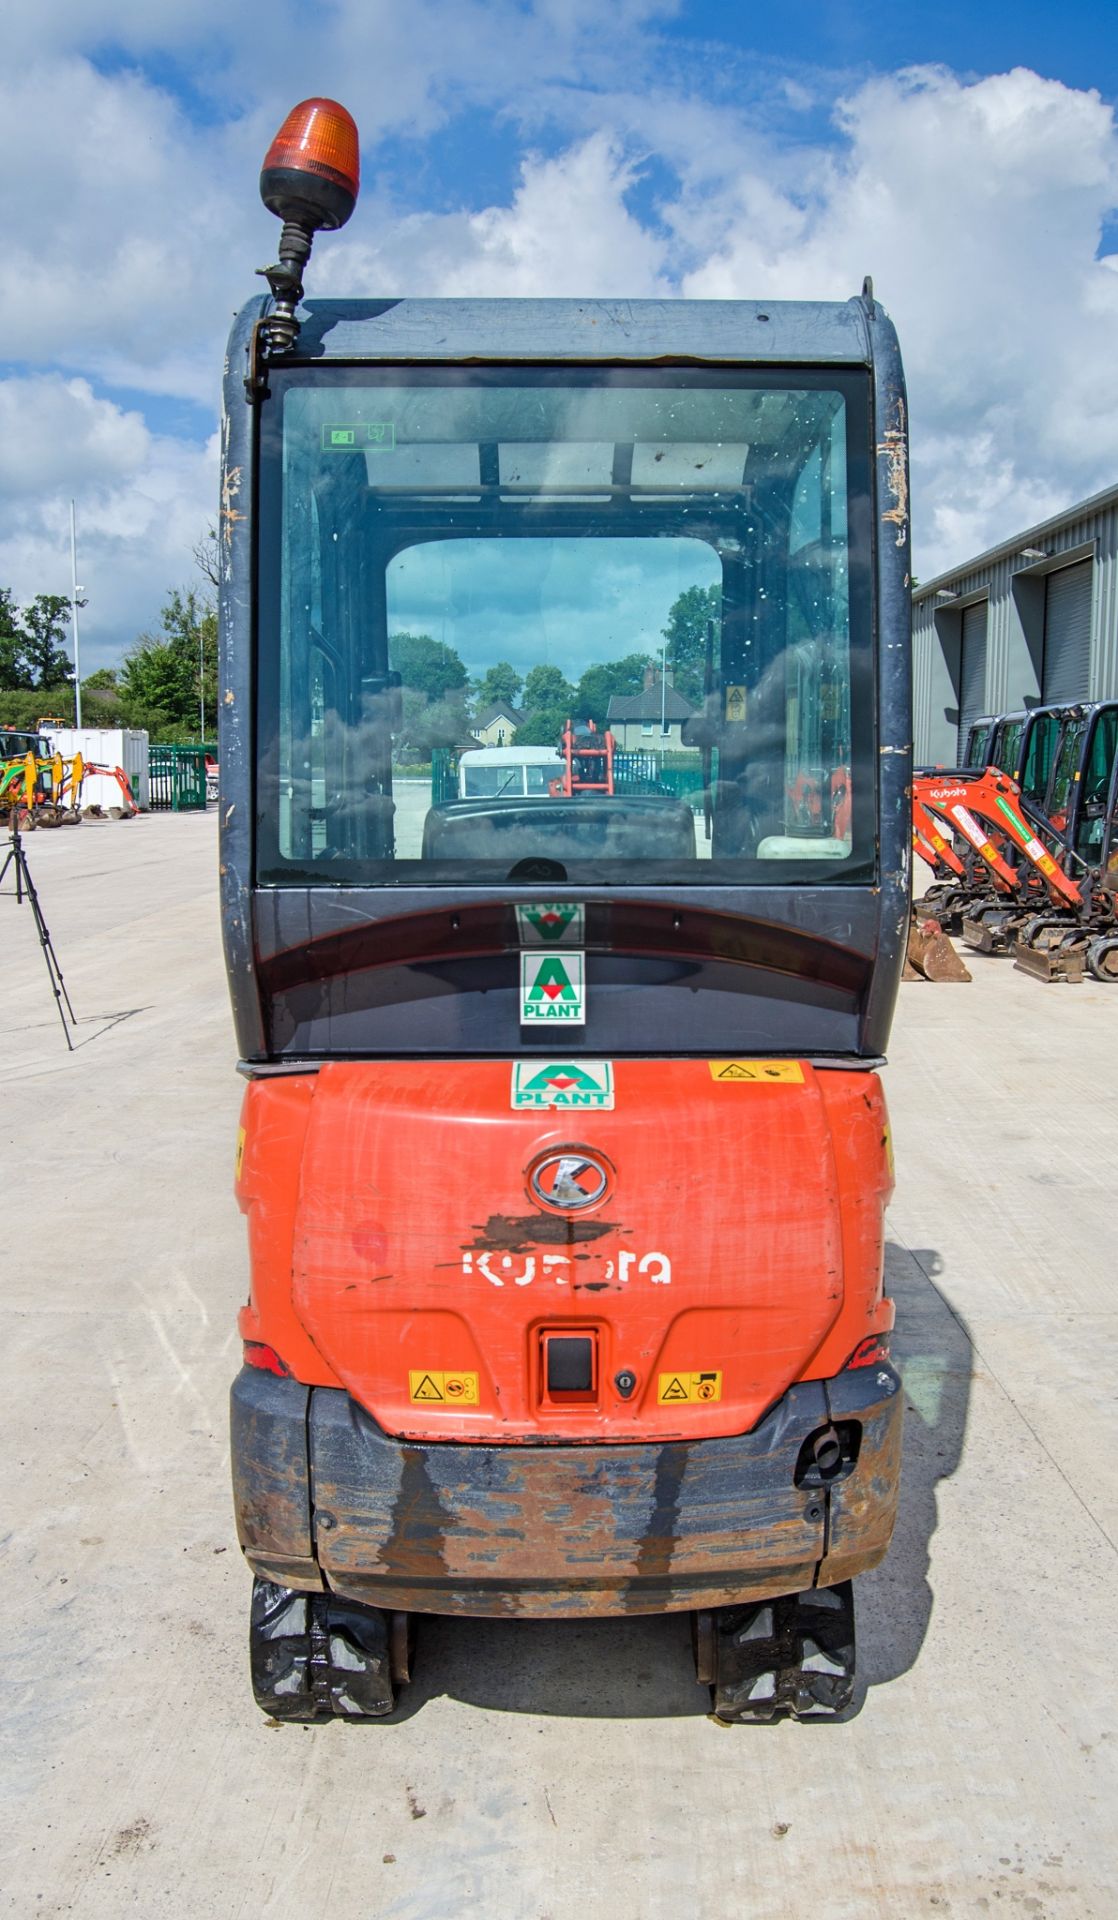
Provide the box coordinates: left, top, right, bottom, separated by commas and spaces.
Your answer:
0, 816, 76, 1049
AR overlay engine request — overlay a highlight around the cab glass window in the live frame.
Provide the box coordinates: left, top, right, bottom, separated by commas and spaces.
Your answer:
257, 368, 873, 887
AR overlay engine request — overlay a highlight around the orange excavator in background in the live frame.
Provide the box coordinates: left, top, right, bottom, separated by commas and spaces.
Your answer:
0, 746, 138, 827
912, 705, 1118, 981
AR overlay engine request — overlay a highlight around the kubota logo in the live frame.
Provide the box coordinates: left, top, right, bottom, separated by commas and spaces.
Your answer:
527, 1147, 612, 1212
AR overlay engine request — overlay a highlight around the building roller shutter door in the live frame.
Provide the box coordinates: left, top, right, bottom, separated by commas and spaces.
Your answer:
957, 601, 988, 760
1042, 560, 1093, 704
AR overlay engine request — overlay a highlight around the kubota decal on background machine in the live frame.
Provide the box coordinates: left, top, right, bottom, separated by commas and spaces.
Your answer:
220, 100, 912, 1723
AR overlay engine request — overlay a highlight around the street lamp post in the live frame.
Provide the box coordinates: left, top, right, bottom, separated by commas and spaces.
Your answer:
70, 500, 83, 730
659, 643, 668, 754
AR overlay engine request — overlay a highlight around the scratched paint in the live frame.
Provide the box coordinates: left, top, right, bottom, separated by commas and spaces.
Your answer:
876, 391, 908, 549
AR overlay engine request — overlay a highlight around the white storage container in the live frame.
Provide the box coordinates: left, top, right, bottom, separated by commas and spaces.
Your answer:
42, 727, 150, 811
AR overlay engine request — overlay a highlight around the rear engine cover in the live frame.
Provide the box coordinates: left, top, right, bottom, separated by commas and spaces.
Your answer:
266, 1059, 891, 1442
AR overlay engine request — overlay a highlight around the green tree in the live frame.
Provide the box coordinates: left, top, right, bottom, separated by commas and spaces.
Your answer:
514, 705, 570, 748
81, 667, 122, 722
514, 663, 577, 749
21, 595, 74, 689
574, 652, 650, 727
0, 589, 31, 688
119, 588, 216, 738
400, 687, 472, 752
474, 661, 523, 714
389, 632, 470, 754
83, 667, 119, 694
522, 663, 575, 714
193, 523, 220, 594
389, 631, 468, 702
661, 584, 721, 705
118, 644, 186, 735
0, 689, 71, 729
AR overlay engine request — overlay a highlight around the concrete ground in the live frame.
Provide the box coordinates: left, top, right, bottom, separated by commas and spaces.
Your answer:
2, 811, 1115, 1920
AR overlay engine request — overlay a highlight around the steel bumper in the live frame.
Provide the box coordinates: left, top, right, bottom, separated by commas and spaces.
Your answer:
231, 1363, 903, 1618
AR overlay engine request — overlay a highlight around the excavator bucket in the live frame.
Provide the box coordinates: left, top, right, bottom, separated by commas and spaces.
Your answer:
1012, 935, 1086, 983
906, 917, 971, 982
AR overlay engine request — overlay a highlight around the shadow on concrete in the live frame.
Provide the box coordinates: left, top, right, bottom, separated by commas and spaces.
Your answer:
850, 1240, 972, 1711
383, 1239, 971, 1723
72, 1008, 150, 1047
393, 1608, 703, 1722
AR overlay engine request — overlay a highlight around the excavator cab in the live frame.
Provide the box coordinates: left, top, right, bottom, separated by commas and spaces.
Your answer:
985, 710, 1024, 780
1039, 703, 1118, 861
962, 715, 997, 769
220, 100, 912, 1723
1018, 705, 1064, 812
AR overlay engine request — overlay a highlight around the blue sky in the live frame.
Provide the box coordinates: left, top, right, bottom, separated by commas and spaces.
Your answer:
2, 1, 1116, 673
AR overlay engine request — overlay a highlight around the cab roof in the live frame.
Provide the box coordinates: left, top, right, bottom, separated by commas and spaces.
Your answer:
282, 294, 875, 368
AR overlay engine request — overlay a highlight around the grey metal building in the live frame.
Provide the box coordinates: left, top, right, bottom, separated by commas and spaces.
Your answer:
912, 483, 1118, 763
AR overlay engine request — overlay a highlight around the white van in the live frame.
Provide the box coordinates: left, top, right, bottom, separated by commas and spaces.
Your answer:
457, 745, 561, 799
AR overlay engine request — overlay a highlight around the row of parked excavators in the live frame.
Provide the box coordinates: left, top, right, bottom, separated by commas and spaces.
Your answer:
0, 735, 138, 827
913, 700, 1118, 983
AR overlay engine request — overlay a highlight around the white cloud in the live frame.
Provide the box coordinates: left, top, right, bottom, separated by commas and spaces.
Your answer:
319, 136, 669, 298
2, 36, 1117, 661
5, 1, 682, 142
0, 377, 216, 674
674, 66, 1118, 574
0, 377, 148, 496
0, 10, 684, 400
4, 0, 242, 57
0, 57, 256, 404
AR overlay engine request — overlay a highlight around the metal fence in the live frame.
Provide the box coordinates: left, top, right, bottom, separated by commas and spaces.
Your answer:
430, 749, 459, 805
614, 750, 711, 806
149, 745, 208, 811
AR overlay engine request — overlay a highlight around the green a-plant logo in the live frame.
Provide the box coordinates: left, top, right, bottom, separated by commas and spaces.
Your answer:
516, 902, 585, 947
511, 1060, 613, 1108
520, 952, 586, 1024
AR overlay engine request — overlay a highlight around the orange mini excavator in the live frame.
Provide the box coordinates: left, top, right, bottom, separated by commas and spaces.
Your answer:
221, 100, 911, 1723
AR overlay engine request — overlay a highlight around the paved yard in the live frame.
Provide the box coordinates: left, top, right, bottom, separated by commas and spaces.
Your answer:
2, 811, 1115, 1918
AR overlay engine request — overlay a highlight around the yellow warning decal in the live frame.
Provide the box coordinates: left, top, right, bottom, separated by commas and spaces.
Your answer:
658, 1371, 722, 1405
725, 684, 747, 723
708, 1060, 804, 1084
408, 1370, 479, 1406
235, 1127, 246, 1180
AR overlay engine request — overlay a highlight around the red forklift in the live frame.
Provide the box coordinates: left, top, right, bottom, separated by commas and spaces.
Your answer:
552, 718, 617, 797
221, 101, 911, 1723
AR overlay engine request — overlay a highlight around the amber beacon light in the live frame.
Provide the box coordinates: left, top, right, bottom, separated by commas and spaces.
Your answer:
256, 98, 360, 356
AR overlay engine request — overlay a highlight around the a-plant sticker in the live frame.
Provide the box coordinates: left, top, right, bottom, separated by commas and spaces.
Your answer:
511, 1061, 613, 1109
516, 903, 585, 947
520, 952, 586, 1024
